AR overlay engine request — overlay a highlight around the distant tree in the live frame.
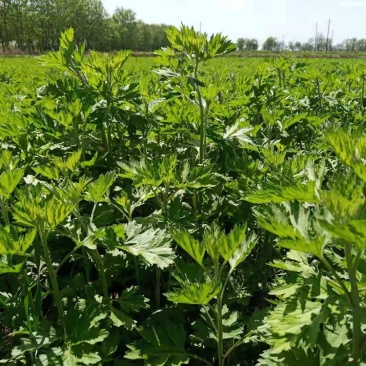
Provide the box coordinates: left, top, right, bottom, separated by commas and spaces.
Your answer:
0, 2, 172, 53
315, 33, 326, 51
262, 36, 278, 51
246, 38, 258, 51
357, 39, 366, 52
111, 7, 138, 50
344, 38, 358, 52
301, 41, 314, 51
294, 41, 302, 51
237, 37, 245, 51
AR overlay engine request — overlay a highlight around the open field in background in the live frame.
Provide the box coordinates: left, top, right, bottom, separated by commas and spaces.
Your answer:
2, 27, 366, 365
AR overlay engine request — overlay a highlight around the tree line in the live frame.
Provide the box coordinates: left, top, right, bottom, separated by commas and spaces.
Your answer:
238, 34, 366, 52
1, 1, 364, 55
0, 1, 171, 53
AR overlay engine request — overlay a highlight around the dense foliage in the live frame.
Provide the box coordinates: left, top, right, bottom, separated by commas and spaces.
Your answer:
1, 26, 366, 365
0, 1, 170, 53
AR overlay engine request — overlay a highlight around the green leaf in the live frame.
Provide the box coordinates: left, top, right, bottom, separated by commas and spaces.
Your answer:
165, 281, 221, 305
36, 346, 102, 365
254, 203, 327, 258
219, 224, 247, 261
229, 230, 258, 271
264, 299, 323, 353
202, 224, 221, 264
110, 307, 136, 330
46, 200, 75, 230
117, 286, 149, 313
0, 168, 25, 199
125, 309, 190, 366
123, 221, 175, 269
245, 181, 319, 204
171, 231, 205, 266
33, 165, 60, 181
54, 150, 82, 173
0, 226, 36, 255
84, 172, 116, 203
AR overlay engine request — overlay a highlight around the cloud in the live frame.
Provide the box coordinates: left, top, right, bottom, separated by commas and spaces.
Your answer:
216, 0, 252, 11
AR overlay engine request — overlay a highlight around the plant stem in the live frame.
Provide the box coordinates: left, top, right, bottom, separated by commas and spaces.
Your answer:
39, 229, 66, 337
89, 249, 108, 298
217, 293, 224, 366
55, 245, 81, 275
320, 254, 352, 304
224, 338, 243, 360
0, 198, 10, 225
155, 267, 161, 309
345, 244, 363, 364
90, 203, 97, 226
188, 354, 214, 366
204, 305, 218, 334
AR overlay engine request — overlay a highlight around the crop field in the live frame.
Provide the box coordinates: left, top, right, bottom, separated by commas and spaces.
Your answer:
1, 26, 366, 365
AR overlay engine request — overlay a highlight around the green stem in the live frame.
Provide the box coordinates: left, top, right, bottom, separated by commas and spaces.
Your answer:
90, 203, 97, 226
89, 249, 108, 298
197, 84, 206, 165
204, 305, 218, 334
0, 198, 10, 225
134, 257, 141, 287
39, 229, 66, 337
224, 338, 243, 360
217, 293, 224, 366
320, 254, 352, 304
55, 245, 81, 275
345, 244, 363, 364
361, 75, 365, 113
110, 201, 130, 221
188, 354, 213, 366
155, 267, 161, 309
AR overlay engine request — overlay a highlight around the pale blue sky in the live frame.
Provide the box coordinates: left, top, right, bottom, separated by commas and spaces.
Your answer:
102, 0, 366, 45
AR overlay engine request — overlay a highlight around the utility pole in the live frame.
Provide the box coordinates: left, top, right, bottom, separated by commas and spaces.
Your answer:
326, 19, 331, 52
199, 22, 202, 34
315, 22, 318, 51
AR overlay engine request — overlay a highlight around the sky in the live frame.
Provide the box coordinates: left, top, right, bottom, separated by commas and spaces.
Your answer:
101, 0, 366, 46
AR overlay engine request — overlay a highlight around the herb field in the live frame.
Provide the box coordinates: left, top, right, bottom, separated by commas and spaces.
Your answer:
1, 26, 366, 365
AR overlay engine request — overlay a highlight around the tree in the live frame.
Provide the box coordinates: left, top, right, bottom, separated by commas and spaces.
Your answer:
111, 7, 138, 50
344, 38, 358, 52
237, 37, 245, 51
301, 41, 314, 51
262, 37, 278, 51
357, 39, 366, 52
0, 2, 172, 53
237, 38, 258, 51
246, 38, 258, 51
315, 33, 326, 51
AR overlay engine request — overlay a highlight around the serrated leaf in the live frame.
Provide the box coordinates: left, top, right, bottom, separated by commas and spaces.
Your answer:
117, 286, 149, 313
166, 281, 221, 305
254, 203, 327, 258
229, 231, 258, 271
0, 168, 25, 199
123, 221, 175, 269
0, 226, 36, 255
110, 307, 136, 330
125, 309, 189, 366
171, 231, 205, 266
33, 165, 60, 181
84, 172, 116, 203
219, 224, 247, 261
